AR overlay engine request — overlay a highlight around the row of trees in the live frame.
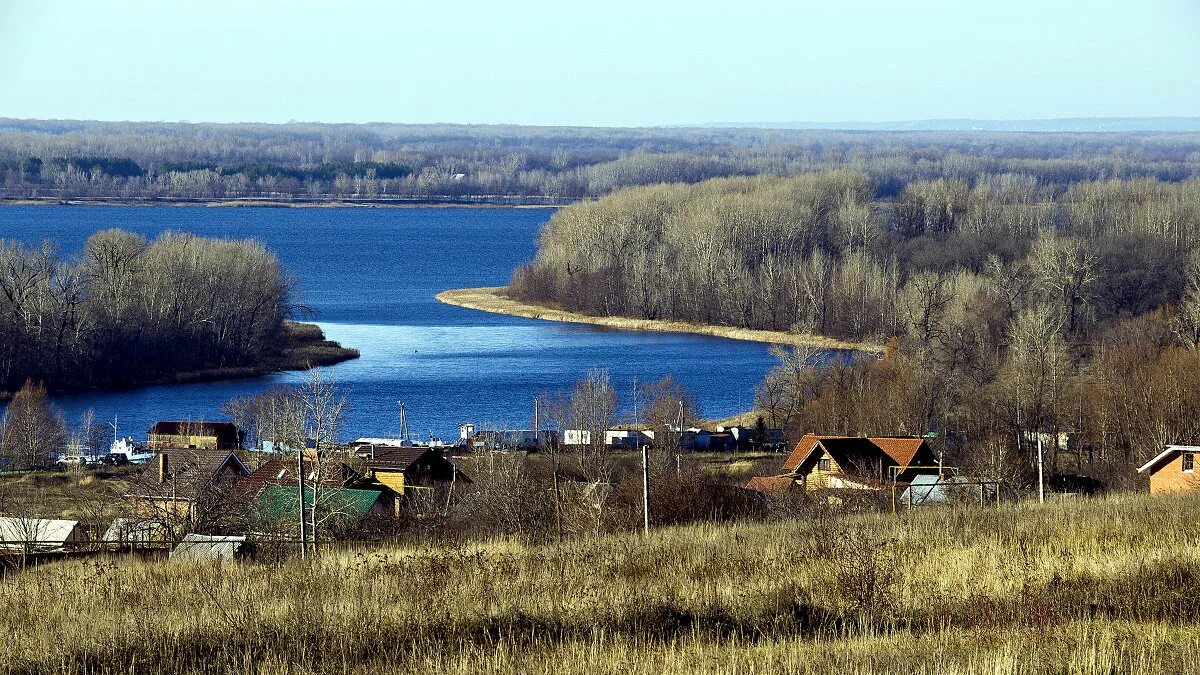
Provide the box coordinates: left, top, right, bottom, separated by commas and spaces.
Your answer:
0, 229, 293, 392
5, 119, 1200, 202
513, 172, 1200, 342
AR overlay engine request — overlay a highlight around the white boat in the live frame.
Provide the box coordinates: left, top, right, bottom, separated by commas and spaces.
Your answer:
108, 437, 155, 464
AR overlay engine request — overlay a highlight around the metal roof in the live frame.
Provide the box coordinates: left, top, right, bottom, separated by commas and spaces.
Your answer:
0, 517, 84, 549
102, 518, 167, 544
255, 485, 382, 522
898, 476, 994, 507
169, 534, 246, 562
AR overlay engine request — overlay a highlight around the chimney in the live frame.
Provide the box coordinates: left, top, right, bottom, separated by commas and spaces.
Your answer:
158, 452, 168, 484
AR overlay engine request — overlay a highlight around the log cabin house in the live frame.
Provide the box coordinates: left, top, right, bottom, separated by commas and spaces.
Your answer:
746, 434, 939, 494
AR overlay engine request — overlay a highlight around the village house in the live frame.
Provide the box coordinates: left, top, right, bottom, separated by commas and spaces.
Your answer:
244, 455, 394, 529
147, 421, 243, 451
1137, 445, 1200, 494
128, 448, 252, 535
352, 443, 468, 497
562, 429, 592, 446
245, 443, 466, 521
746, 434, 939, 494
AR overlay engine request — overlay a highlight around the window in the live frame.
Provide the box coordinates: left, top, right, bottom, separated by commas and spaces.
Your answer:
818, 458, 831, 472
1184, 453, 1194, 473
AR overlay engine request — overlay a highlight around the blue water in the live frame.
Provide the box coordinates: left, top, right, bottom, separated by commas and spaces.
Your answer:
0, 205, 781, 441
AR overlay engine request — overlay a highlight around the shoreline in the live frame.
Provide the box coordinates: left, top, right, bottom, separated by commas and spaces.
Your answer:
436, 286, 885, 353
0, 196, 563, 209
0, 321, 359, 402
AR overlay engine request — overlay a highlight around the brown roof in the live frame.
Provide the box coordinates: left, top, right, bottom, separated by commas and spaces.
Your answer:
782, 435, 847, 473
874, 438, 929, 466
745, 476, 797, 496
131, 449, 250, 501
782, 435, 934, 482
244, 457, 354, 491
157, 448, 249, 480
355, 446, 436, 472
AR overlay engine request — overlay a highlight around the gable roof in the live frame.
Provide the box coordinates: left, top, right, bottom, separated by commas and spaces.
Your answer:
1137, 445, 1200, 474
242, 456, 362, 499
783, 435, 933, 477
782, 435, 845, 473
157, 448, 250, 481
871, 438, 929, 466
130, 449, 251, 502
0, 517, 84, 549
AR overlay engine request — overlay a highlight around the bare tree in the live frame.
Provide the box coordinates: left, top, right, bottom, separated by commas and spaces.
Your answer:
569, 369, 618, 483
1, 380, 66, 470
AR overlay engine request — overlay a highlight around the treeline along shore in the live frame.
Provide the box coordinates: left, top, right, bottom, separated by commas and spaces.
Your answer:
6, 118, 1200, 204
0, 228, 357, 398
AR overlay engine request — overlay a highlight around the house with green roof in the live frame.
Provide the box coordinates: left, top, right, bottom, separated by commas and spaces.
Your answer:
254, 485, 386, 535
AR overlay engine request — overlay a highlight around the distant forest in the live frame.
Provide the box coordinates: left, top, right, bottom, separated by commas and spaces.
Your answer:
0, 229, 292, 393
511, 170, 1200, 486
4, 118, 1200, 203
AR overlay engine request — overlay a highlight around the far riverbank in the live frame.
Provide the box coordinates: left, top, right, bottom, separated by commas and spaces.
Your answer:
436, 286, 885, 353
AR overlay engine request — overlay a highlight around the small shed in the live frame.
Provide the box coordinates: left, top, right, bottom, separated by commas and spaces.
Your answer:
898, 475, 998, 507
0, 517, 87, 552
103, 519, 168, 548
169, 534, 247, 562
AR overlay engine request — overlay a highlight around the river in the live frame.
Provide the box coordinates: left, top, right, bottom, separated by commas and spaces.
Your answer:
0, 205, 784, 442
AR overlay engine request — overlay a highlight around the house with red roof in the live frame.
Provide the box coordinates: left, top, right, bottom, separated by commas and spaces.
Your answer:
745, 434, 939, 495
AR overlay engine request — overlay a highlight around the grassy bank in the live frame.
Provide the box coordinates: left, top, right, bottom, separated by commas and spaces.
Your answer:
437, 286, 884, 352
2, 493, 1197, 673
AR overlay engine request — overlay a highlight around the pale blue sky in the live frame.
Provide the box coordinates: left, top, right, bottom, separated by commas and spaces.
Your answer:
1, 0, 1198, 126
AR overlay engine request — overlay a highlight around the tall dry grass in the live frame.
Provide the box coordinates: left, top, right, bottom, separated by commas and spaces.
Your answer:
2, 493, 1199, 674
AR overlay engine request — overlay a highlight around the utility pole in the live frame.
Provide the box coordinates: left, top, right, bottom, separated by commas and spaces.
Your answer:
533, 397, 539, 451
642, 441, 651, 536
633, 379, 649, 536
297, 445, 307, 559
675, 400, 684, 474
1037, 434, 1045, 504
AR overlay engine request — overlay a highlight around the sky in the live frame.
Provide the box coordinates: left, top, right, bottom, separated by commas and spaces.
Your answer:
1, 0, 1198, 127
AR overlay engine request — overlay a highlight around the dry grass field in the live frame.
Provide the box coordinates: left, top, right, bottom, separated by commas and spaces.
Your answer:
435, 286, 885, 353
2, 491, 1198, 674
